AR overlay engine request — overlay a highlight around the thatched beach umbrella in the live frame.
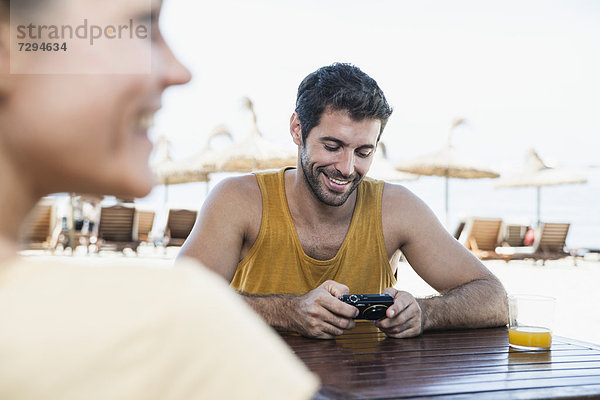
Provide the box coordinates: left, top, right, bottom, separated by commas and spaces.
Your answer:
209, 97, 296, 173
395, 119, 500, 226
152, 127, 232, 186
367, 142, 419, 182
153, 160, 210, 186
151, 128, 232, 203
495, 149, 587, 225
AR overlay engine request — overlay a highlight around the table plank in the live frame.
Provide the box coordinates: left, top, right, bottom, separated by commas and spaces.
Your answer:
281, 322, 600, 399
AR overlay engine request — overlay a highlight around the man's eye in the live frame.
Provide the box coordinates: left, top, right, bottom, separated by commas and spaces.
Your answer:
324, 145, 339, 152
357, 151, 372, 158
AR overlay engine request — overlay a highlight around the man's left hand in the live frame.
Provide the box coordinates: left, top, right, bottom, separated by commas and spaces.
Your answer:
374, 288, 423, 338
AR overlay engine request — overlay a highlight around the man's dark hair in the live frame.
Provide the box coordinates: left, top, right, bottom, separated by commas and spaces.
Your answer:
295, 63, 393, 143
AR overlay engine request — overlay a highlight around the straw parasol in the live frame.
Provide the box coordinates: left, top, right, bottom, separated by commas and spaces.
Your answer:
152, 127, 232, 186
395, 118, 500, 226
208, 97, 296, 173
367, 142, 419, 182
151, 129, 232, 204
153, 160, 210, 186
495, 148, 587, 225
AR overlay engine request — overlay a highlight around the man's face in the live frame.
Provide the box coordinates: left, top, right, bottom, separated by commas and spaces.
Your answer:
298, 110, 380, 207
3, 0, 191, 198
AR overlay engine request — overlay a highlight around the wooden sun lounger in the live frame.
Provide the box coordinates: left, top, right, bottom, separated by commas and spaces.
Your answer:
19, 199, 56, 250
135, 210, 155, 244
500, 223, 529, 247
164, 209, 197, 247
458, 217, 504, 260
96, 205, 139, 252
495, 222, 571, 264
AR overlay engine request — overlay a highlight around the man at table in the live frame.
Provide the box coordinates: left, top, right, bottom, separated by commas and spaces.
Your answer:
180, 63, 508, 339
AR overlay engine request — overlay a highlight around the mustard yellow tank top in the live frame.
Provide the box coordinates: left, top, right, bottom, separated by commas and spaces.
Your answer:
231, 168, 396, 295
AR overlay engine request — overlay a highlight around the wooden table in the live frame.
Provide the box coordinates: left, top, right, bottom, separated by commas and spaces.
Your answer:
281, 322, 600, 399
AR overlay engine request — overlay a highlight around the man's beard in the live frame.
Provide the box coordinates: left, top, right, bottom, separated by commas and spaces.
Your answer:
300, 147, 362, 207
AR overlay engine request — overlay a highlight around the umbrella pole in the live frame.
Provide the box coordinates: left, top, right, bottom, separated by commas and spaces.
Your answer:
536, 186, 541, 227
69, 193, 75, 251
445, 176, 449, 227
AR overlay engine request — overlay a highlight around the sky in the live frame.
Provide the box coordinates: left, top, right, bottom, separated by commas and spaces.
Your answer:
153, 0, 600, 174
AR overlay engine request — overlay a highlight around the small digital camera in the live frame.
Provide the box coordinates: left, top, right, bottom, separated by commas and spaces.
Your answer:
339, 294, 394, 320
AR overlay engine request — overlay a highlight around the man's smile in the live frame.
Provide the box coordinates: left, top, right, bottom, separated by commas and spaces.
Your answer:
320, 170, 355, 193
328, 176, 349, 185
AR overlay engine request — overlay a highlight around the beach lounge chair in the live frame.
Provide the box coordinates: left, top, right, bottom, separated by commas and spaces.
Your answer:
19, 198, 56, 250
96, 205, 139, 252
164, 208, 197, 247
495, 222, 571, 264
453, 220, 466, 240
458, 217, 503, 260
500, 223, 529, 247
135, 209, 155, 244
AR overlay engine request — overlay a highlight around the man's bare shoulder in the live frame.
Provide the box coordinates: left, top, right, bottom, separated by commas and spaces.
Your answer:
381, 182, 439, 244
381, 182, 427, 214
196, 174, 263, 236
179, 174, 262, 272
209, 174, 262, 209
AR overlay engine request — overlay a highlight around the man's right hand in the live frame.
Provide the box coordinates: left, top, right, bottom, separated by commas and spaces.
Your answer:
290, 280, 359, 339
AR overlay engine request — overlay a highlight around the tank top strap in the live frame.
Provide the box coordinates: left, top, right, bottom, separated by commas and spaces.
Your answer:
254, 167, 293, 230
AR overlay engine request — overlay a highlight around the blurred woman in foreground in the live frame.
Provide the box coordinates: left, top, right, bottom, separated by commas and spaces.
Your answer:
0, 0, 317, 398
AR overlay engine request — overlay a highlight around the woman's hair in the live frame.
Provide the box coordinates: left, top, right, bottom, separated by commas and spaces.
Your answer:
2, 0, 39, 8
2, 0, 46, 17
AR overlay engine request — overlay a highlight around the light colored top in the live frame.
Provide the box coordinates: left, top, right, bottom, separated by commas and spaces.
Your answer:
232, 168, 396, 294
0, 256, 319, 400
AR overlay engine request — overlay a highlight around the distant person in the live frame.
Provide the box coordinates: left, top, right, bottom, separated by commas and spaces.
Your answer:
0, 0, 317, 399
181, 63, 508, 339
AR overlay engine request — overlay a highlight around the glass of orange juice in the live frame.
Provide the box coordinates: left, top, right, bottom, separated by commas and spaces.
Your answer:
508, 294, 555, 350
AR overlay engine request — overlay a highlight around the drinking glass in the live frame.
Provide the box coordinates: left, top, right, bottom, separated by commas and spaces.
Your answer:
508, 294, 555, 350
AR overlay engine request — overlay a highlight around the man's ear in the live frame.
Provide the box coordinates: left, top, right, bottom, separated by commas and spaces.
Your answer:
289, 112, 303, 146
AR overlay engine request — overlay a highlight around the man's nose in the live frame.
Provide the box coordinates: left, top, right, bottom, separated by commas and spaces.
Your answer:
335, 150, 355, 178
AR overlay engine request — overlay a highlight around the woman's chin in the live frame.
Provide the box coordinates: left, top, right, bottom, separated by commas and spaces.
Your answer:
97, 170, 154, 200
121, 176, 154, 199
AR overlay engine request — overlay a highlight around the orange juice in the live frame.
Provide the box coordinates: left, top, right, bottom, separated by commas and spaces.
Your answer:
509, 326, 552, 349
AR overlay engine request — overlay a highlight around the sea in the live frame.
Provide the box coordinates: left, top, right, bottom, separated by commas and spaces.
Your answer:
135, 167, 600, 251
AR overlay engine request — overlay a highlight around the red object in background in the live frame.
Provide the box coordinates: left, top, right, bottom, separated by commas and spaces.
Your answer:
523, 228, 535, 246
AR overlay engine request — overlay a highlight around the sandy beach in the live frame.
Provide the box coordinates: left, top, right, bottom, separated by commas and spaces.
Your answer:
20, 247, 600, 346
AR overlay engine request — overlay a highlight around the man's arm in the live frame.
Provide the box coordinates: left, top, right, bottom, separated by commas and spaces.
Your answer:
179, 176, 254, 282
241, 280, 359, 339
376, 184, 508, 338
418, 276, 508, 330
179, 177, 358, 339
